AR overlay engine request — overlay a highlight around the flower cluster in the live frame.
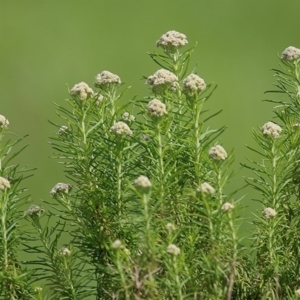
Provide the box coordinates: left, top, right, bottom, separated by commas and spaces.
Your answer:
156, 30, 188, 52
58, 246, 71, 256
70, 82, 94, 100
197, 182, 215, 195
146, 69, 178, 93
261, 121, 282, 138
183, 74, 206, 96
281, 46, 300, 61
166, 223, 176, 232
147, 99, 167, 117
262, 207, 276, 219
167, 244, 180, 256
94, 71, 121, 88
134, 175, 152, 193
110, 122, 133, 136
24, 205, 45, 217
221, 202, 235, 212
112, 239, 122, 249
58, 125, 68, 135
0, 177, 10, 190
0, 115, 9, 128
50, 182, 72, 197
122, 112, 135, 122
209, 145, 227, 161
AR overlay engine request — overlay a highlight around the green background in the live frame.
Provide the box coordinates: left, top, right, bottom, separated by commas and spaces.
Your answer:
1, 0, 299, 215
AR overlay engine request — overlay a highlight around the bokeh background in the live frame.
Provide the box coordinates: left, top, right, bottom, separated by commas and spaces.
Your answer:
1, 0, 299, 219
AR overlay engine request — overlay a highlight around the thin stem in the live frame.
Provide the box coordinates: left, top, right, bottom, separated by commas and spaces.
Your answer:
156, 123, 165, 203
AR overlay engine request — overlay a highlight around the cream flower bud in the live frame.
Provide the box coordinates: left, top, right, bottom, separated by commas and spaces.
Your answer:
50, 183, 72, 197
197, 182, 215, 195
295, 289, 300, 297
209, 145, 227, 160
70, 82, 94, 100
221, 202, 235, 212
110, 122, 133, 136
156, 30, 188, 52
183, 74, 206, 96
24, 205, 45, 217
147, 99, 167, 117
0, 115, 9, 128
281, 46, 300, 61
112, 239, 122, 249
134, 175, 152, 193
167, 244, 180, 256
58, 246, 71, 256
261, 122, 282, 138
166, 223, 176, 232
262, 207, 277, 219
146, 69, 178, 93
0, 177, 10, 190
122, 112, 135, 122
58, 125, 68, 135
94, 71, 121, 87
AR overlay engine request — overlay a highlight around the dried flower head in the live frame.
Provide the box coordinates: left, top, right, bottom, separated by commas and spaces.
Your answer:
147, 99, 167, 117
58, 125, 68, 135
0, 177, 10, 190
134, 175, 152, 193
110, 122, 133, 136
197, 182, 215, 195
140, 134, 152, 142
183, 74, 206, 96
209, 145, 227, 161
261, 121, 282, 138
24, 205, 45, 218
281, 46, 300, 61
58, 246, 71, 256
94, 71, 121, 88
112, 239, 122, 249
221, 202, 235, 212
95, 93, 104, 105
122, 112, 135, 122
146, 69, 178, 93
295, 289, 300, 297
70, 82, 94, 100
167, 244, 181, 256
156, 30, 188, 52
166, 223, 176, 232
262, 207, 277, 219
0, 115, 9, 128
50, 183, 72, 197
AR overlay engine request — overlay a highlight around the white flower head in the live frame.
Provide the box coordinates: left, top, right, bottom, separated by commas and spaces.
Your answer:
167, 244, 180, 256
261, 122, 282, 138
221, 202, 235, 212
134, 175, 152, 192
50, 183, 72, 197
147, 99, 167, 117
0, 115, 9, 128
281, 46, 300, 61
110, 122, 132, 136
112, 239, 122, 249
197, 182, 215, 195
0, 177, 10, 190
70, 82, 94, 100
183, 74, 206, 96
209, 145, 227, 161
58, 125, 68, 135
122, 112, 135, 122
262, 207, 277, 219
95, 93, 104, 105
94, 71, 121, 88
24, 205, 45, 218
295, 289, 300, 297
156, 30, 188, 52
58, 246, 71, 256
146, 69, 178, 93
166, 223, 176, 232
140, 134, 152, 142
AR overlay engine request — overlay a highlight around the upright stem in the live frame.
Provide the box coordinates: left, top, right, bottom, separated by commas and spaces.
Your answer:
116, 140, 123, 217
156, 123, 165, 203
193, 101, 202, 184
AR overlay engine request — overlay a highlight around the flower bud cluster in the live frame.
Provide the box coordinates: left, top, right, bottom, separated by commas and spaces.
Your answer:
262, 207, 276, 219
70, 82, 94, 100
58, 246, 71, 256
147, 99, 167, 117
221, 202, 235, 212
50, 183, 72, 197
134, 175, 152, 193
94, 71, 121, 88
24, 205, 45, 217
122, 112, 135, 122
156, 30, 188, 52
146, 69, 178, 93
261, 122, 282, 138
0, 177, 10, 190
183, 74, 206, 96
0, 115, 9, 128
281, 46, 300, 61
167, 244, 180, 256
209, 145, 227, 161
197, 182, 215, 195
110, 122, 133, 136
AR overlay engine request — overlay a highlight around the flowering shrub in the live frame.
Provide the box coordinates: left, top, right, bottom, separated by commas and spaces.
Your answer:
1, 30, 300, 299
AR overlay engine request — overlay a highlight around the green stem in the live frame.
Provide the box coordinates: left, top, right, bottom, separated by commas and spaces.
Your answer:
156, 123, 165, 203
173, 257, 183, 300
193, 101, 202, 184
116, 140, 123, 217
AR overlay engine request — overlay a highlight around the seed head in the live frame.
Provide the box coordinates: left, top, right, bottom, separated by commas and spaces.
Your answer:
156, 30, 188, 52
94, 71, 121, 88
209, 145, 227, 161
221, 202, 235, 212
0, 115, 9, 128
50, 183, 72, 197
147, 99, 167, 117
183, 74, 206, 96
0, 177, 10, 190
167, 244, 181, 256
70, 82, 94, 100
281, 46, 300, 61
262, 207, 277, 219
197, 182, 215, 195
146, 69, 178, 93
261, 122, 282, 138
110, 122, 133, 136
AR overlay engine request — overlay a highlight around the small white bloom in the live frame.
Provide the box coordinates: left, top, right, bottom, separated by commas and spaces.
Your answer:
58, 125, 68, 135
34, 287, 43, 293
70, 82, 94, 100
110, 122, 132, 136
0, 115, 9, 128
58, 246, 71, 256
112, 239, 122, 249
134, 175, 152, 192
295, 289, 300, 297
122, 112, 135, 122
166, 223, 175, 232
147, 99, 167, 117
221, 202, 235, 212
0, 177, 10, 190
197, 182, 215, 195
50, 183, 72, 197
156, 30, 188, 52
183, 74, 206, 96
209, 145, 227, 160
140, 134, 152, 142
262, 207, 277, 219
167, 244, 180, 256
94, 71, 121, 87
281, 46, 300, 61
24, 205, 45, 217
146, 69, 178, 93
95, 93, 104, 105
261, 122, 282, 138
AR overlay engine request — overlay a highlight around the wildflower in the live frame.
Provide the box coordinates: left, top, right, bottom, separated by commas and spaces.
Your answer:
221, 202, 235, 212
0, 177, 10, 190
183, 74, 206, 96
281, 46, 300, 61
134, 175, 152, 193
94, 71, 121, 88
122, 112, 135, 122
124, 248, 130, 255
112, 239, 122, 249
110, 122, 133, 136
50, 183, 72, 197
166, 223, 176, 232
167, 244, 180, 256
140, 134, 152, 142
262, 207, 277, 219
95, 93, 104, 105
146, 69, 178, 93
209, 145, 227, 161
156, 30, 188, 52
295, 289, 300, 297
147, 99, 167, 117
24, 205, 45, 217
197, 182, 215, 195
58, 125, 68, 135
70, 82, 94, 100
0, 115, 9, 128
58, 246, 71, 256
34, 287, 43, 293
261, 121, 282, 138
